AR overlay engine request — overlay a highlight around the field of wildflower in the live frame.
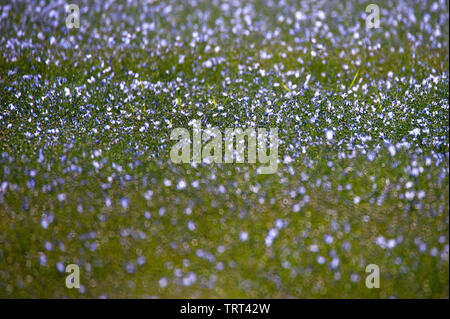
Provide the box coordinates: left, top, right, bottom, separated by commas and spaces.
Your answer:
0, 0, 448, 298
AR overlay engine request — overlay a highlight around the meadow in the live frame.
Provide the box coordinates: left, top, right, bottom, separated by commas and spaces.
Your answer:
0, 0, 448, 298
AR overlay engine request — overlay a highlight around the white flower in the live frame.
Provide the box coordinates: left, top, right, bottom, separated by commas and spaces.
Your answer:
325, 129, 334, 141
